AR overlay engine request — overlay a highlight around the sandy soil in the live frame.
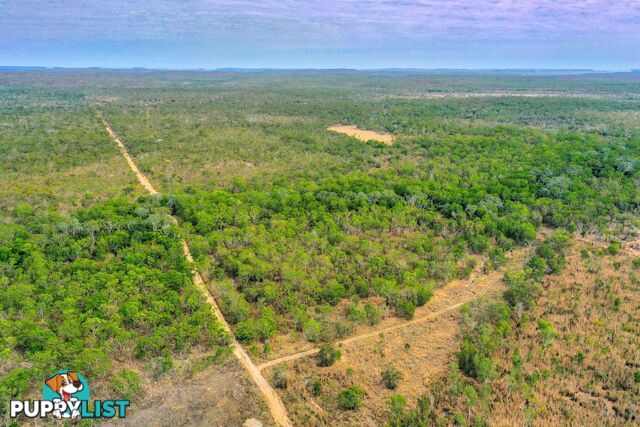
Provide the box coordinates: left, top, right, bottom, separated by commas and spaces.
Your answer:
101, 117, 159, 195
328, 125, 394, 145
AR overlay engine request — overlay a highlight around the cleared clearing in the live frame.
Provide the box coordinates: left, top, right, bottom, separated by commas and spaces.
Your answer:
328, 125, 394, 145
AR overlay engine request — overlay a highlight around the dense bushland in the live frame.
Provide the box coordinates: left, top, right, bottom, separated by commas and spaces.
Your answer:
1, 70, 639, 424
168, 120, 637, 343
0, 198, 228, 415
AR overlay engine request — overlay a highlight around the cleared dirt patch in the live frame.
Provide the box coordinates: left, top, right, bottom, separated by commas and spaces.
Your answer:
104, 358, 274, 427
328, 125, 394, 145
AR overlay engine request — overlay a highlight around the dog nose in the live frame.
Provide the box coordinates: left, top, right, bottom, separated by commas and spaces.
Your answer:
73, 381, 82, 388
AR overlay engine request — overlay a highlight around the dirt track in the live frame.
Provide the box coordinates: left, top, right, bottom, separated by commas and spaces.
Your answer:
100, 115, 292, 427
101, 118, 158, 195
259, 272, 502, 370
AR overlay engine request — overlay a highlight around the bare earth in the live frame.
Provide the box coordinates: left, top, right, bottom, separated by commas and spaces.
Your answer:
104, 359, 274, 427
328, 125, 395, 145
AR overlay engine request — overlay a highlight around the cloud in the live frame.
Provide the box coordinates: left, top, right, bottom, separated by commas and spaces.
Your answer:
1, 1, 638, 68
2, 0, 639, 45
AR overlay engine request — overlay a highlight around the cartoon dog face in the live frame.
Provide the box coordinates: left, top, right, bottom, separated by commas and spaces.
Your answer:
45, 372, 83, 401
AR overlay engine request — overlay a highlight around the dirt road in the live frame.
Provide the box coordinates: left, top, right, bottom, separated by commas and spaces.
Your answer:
259, 272, 502, 370
101, 115, 292, 427
101, 118, 159, 195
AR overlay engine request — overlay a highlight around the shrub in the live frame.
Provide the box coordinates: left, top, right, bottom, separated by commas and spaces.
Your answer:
338, 386, 365, 410
537, 318, 558, 349
504, 269, 541, 310
364, 302, 382, 325
346, 303, 367, 323
234, 319, 259, 342
302, 318, 323, 342
310, 378, 322, 396
321, 281, 346, 305
316, 344, 341, 367
396, 298, 416, 319
387, 395, 432, 426
607, 242, 621, 255
381, 366, 403, 390
272, 366, 288, 389
415, 285, 433, 307
110, 369, 142, 401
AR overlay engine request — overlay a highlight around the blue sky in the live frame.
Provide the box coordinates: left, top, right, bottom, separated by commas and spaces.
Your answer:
2, 0, 639, 69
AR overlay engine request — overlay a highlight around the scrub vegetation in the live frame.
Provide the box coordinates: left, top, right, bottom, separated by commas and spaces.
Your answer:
0, 70, 639, 425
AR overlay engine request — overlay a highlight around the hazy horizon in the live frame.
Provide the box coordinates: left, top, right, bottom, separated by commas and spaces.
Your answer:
1, 66, 633, 73
2, 1, 640, 70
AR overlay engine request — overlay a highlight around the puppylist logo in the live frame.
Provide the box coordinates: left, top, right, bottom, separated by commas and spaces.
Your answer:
10, 370, 130, 420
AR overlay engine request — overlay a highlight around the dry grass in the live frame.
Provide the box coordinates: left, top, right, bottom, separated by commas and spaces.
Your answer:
328, 125, 394, 145
416, 239, 640, 426
261, 248, 532, 426
103, 357, 275, 427
486, 241, 640, 425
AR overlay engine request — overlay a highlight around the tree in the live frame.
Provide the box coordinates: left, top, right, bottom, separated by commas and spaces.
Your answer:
272, 366, 288, 389
537, 318, 558, 349
338, 386, 365, 410
381, 366, 403, 390
316, 344, 342, 367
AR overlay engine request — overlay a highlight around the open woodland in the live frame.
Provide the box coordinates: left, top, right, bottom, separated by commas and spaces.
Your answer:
1, 70, 639, 426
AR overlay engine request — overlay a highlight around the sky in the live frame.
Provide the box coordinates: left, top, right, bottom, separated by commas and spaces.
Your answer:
1, 0, 639, 70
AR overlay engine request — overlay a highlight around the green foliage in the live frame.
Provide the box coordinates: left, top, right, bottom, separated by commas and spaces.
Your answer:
504, 270, 541, 311
381, 366, 404, 390
316, 344, 342, 367
3, 73, 640, 423
110, 369, 142, 401
387, 395, 432, 426
607, 242, 621, 255
310, 378, 323, 396
537, 318, 558, 349
395, 298, 416, 320
272, 365, 288, 389
337, 386, 365, 410
457, 301, 511, 381
0, 198, 228, 399
364, 302, 383, 325
0, 369, 33, 417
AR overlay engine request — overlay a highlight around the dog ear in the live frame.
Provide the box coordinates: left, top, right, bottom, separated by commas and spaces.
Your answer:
45, 374, 62, 392
68, 372, 79, 382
